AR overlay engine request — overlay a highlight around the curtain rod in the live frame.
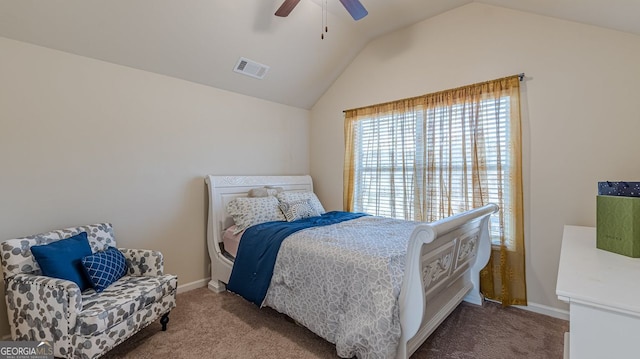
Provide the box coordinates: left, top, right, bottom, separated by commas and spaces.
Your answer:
343, 73, 526, 113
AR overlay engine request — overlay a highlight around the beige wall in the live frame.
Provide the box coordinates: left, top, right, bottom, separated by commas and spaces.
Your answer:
2, 2, 640, 337
0, 37, 310, 336
310, 3, 640, 312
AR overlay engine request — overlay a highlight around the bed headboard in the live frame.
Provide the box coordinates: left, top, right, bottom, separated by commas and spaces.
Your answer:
204, 175, 314, 260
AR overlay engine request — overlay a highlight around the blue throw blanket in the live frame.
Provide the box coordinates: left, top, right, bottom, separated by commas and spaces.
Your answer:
227, 211, 367, 306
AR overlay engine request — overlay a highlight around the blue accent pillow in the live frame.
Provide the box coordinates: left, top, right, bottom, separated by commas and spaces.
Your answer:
81, 247, 128, 292
30, 232, 93, 291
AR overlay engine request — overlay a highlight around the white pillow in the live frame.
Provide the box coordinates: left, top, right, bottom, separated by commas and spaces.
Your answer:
226, 197, 286, 234
247, 186, 284, 197
279, 199, 321, 222
276, 191, 326, 215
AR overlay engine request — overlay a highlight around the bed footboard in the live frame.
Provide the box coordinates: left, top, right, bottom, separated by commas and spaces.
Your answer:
396, 204, 498, 359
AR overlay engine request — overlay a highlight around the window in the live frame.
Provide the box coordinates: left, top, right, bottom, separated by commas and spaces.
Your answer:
351, 98, 512, 246
344, 77, 523, 255
344, 75, 526, 304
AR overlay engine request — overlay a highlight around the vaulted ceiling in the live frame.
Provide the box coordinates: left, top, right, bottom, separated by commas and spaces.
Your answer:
1, 0, 638, 109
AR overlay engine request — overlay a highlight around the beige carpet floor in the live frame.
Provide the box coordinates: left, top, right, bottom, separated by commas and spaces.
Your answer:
105, 287, 568, 359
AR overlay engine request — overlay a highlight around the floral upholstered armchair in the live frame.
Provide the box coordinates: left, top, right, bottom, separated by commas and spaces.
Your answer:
0, 223, 177, 359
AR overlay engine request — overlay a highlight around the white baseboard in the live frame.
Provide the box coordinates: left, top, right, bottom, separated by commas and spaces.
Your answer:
485, 298, 569, 320
177, 277, 210, 294
515, 301, 570, 321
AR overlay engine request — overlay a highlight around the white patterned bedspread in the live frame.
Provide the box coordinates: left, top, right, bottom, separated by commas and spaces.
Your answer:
263, 215, 420, 359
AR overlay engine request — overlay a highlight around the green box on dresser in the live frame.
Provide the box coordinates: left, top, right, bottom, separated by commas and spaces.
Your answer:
597, 195, 640, 257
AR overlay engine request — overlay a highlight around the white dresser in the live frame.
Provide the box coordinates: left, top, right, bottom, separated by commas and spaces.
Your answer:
556, 225, 640, 359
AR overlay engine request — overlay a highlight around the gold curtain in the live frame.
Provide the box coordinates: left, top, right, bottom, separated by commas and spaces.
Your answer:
477, 77, 526, 306
343, 75, 526, 306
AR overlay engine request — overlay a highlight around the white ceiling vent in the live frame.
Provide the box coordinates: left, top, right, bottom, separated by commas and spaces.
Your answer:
233, 57, 270, 79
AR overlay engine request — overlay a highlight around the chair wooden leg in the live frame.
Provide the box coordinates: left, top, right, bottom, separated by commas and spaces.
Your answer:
160, 312, 170, 331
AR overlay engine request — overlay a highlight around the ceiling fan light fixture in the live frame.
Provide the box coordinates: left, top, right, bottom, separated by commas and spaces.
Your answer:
274, 0, 368, 21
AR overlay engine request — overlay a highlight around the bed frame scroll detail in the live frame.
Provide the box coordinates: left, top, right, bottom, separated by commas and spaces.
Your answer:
396, 205, 497, 359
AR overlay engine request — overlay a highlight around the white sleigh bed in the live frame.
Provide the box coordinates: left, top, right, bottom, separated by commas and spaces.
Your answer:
205, 175, 498, 359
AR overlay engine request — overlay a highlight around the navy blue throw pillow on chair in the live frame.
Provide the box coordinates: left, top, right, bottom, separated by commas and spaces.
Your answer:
81, 247, 128, 292
30, 231, 93, 291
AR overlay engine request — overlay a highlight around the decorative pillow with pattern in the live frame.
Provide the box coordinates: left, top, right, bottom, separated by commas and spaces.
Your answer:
226, 196, 286, 234
81, 247, 128, 292
279, 199, 320, 222
276, 191, 326, 215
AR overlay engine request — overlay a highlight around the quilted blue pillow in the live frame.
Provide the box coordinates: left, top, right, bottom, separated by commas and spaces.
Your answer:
31, 232, 93, 291
81, 247, 128, 292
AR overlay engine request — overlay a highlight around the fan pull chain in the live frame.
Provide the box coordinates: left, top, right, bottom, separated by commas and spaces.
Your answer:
321, 0, 328, 39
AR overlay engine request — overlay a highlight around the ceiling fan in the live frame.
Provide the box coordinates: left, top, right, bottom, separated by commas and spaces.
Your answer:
275, 0, 368, 21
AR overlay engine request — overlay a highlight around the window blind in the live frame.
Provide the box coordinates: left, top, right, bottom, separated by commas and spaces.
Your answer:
352, 97, 513, 247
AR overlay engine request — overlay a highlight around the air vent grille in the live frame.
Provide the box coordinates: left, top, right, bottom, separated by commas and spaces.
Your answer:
233, 57, 270, 79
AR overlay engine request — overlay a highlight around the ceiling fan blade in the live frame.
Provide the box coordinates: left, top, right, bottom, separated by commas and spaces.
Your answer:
275, 0, 301, 17
339, 0, 368, 20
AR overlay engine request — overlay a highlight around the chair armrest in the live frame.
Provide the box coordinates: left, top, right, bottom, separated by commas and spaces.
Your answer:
118, 248, 164, 276
5, 273, 82, 345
